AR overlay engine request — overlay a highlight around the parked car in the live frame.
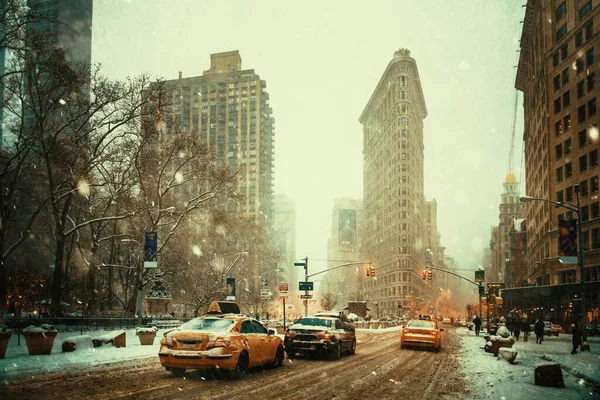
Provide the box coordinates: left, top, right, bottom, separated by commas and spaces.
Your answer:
400, 319, 443, 352
284, 316, 356, 359
158, 301, 284, 378
442, 317, 452, 325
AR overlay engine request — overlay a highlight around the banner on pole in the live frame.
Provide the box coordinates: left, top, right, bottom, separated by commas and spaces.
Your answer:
226, 277, 236, 300
144, 232, 158, 268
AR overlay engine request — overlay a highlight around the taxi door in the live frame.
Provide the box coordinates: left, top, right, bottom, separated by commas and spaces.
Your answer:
252, 320, 276, 364
240, 320, 263, 367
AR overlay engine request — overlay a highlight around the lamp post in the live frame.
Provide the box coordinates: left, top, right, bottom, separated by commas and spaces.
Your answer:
520, 184, 588, 347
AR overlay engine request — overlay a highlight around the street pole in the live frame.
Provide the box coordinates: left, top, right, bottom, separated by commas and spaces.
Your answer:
137, 260, 143, 326
575, 184, 588, 347
304, 257, 309, 317
478, 284, 482, 320
283, 297, 286, 331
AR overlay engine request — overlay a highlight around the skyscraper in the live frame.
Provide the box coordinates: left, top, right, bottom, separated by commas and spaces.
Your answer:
158, 51, 275, 222
359, 49, 428, 316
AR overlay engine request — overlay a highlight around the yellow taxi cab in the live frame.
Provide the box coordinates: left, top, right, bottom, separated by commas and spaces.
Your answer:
158, 301, 285, 378
400, 319, 444, 352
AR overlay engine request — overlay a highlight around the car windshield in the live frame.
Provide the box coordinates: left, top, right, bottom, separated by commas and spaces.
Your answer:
293, 318, 332, 328
178, 318, 235, 332
408, 321, 435, 329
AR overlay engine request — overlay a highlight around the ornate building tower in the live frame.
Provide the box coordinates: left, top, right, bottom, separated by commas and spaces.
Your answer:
497, 171, 524, 284
359, 49, 428, 316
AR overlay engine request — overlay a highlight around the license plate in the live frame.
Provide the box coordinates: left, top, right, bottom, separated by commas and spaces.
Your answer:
183, 343, 196, 349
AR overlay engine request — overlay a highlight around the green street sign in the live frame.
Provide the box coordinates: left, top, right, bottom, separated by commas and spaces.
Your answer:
299, 281, 313, 291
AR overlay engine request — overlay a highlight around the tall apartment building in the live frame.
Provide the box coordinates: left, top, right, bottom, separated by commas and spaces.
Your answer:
489, 172, 524, 285
274, 195, 298, 312
323, 197, 363, 307
516, 0, 599, 286
359, 49, 428, 317
158, 51, 275, 222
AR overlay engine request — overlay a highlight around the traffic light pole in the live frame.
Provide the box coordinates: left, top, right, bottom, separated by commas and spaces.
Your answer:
304, 257, 309, 317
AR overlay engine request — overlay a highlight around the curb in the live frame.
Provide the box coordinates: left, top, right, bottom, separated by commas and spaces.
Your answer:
540, 354, 600, 386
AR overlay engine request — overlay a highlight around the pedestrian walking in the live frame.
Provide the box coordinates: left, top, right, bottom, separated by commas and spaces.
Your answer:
534, 318, 545, 344
522, 318, 530, 342
513, 320, 521, 341
473, 315, 482, 336
571, 322, 582, 354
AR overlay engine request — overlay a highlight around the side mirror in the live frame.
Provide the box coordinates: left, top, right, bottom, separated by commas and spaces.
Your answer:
267, 328, 276, 335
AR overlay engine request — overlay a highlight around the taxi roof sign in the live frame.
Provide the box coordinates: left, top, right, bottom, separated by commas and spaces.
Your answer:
206, 301, 241, 315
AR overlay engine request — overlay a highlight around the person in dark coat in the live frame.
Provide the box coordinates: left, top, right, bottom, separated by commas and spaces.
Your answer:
522, 318, 531, 342
473, 315, 482, 336
571, 322, 582, 354
513, 319, 521, 341
534, 318, 545, 344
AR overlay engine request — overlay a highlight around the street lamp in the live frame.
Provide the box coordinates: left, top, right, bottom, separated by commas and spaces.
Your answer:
520, 184, 588, 347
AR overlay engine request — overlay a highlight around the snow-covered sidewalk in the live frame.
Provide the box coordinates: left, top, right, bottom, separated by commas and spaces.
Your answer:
456, 327, 600, 399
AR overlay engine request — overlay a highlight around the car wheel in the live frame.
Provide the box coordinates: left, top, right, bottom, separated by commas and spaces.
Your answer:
272, 345, 284, 367
349, 339, 356, 355
230, 351, 249, 379
330, 342, 342, 360
434, 344, 441, 353
170, 368, 185, 377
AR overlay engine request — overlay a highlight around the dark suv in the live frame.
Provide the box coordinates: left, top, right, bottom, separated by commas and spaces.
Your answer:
284, 316, 356, 360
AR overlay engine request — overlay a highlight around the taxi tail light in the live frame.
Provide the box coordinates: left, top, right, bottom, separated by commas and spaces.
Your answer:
207, 336, 230, 349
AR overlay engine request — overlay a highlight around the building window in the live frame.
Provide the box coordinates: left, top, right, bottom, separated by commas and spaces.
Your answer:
578, 80, 585, 98
588, 72, 596, 91
557, 190, 564, 202
564, 114, 571, 132
563, 91, 570, 108
557, 24, 567, 41
554, 97, 562, 113
565, 162, 573, 178
585, 20, 594, 39
556, 167, 564, 182
562, 68, 570, 84
564, 138, 571, 154
589, 98, 597, 116
592, 227, 600, 249
561, 43, 568, 60
579, 129, 587, 147
590, 149, 599, 168
576, 57, 585, 73
555, 120, 563, 136
578, 105, 586, 123
566, 186, 574, 202
556, 1, 567, 21
592, 202, 600, 219
401, 153, 407, 160
591, 176, 599, 192
582, 205, 590, 221
553, 51, 560, 67
579, 1, 592, 20
580, 154, 588, 172
576, 30, 584, 48
555, 144, 563, 159
586, 48, 596, 66
554, 75, 561, 91
581, 179, 589, 197
401, 129, 408, 137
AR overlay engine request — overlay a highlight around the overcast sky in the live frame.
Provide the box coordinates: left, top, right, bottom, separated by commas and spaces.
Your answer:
92, 0, 526, 273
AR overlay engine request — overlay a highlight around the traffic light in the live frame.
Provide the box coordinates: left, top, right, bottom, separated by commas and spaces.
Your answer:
422, 270, 427, 280
371, 266, 375, 277
428, 271, 433, 280
366, 266, 372, 277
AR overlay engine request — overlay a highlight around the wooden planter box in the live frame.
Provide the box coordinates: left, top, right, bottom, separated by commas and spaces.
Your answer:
23, 331, 58, 355
0, 332, 11, 359
491, 339, 514, 356
137, 332, 156, 346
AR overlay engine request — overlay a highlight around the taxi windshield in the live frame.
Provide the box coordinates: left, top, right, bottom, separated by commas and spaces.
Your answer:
294, 318, 332, 328
179, 318, 235, 332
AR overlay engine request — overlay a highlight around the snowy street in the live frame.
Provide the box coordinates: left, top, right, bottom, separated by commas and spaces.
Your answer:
1, 327, 599, 399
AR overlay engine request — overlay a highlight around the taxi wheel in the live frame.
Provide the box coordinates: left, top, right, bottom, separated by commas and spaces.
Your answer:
170, 368, 185, 377
349, 339, 356, 355
330, 342, 342, 360
272, 345, 285, 367
230, 352, 249, 379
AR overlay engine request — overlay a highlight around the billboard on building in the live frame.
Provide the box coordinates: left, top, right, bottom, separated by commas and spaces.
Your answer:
339, 209, 357, 250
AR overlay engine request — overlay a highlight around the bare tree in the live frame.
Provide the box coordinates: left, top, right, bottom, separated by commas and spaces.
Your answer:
320, 292, 339, 311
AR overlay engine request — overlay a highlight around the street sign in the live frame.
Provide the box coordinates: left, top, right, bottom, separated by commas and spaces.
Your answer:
300, 294, 312, 299
299, 281, 313, 291
280, 296, 289, 300
278, 282, 289, 294
294, 262, 306, 267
